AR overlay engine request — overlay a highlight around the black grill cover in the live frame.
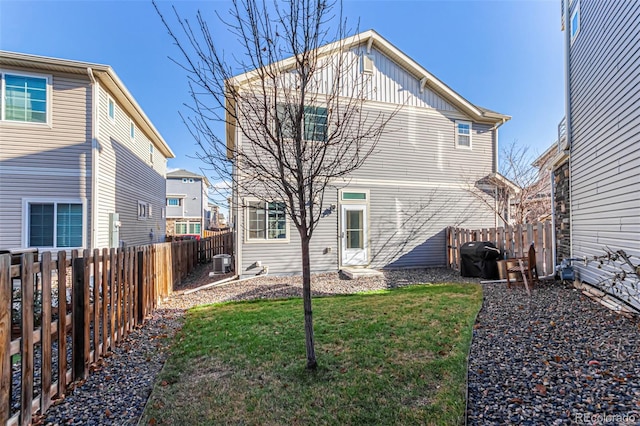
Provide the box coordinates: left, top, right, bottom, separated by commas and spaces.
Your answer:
460, 242, 501, 279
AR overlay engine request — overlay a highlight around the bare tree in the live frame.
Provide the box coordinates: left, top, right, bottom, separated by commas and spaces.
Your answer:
155, 0, 395, 369
463, 140, 551, 226
586, 248, 640, 311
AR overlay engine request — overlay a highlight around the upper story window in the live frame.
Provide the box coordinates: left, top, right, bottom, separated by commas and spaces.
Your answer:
570, 1, 580, 42
1, 72, 49, 124
130, 120, 135, 140
247, 200, 287, 241
26, 200, 83, 248
167, 198, 182, 206
108, 97, 115, 120
149, 144, 154, 164
455, 121, 472, 149
181, 177, 195, 183
276, 103, 328, 142
138, 200, 151, 220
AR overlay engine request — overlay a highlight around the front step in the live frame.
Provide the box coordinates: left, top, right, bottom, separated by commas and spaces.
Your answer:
340, 267, 384, 279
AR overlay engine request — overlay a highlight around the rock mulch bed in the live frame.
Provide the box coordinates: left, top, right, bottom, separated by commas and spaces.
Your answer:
42, 267, 469, 425
467, 281, 640, 425
40, 266, 640, 425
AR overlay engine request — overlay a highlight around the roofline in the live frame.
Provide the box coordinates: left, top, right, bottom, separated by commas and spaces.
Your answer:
486, 172, 521, 194
228, 29, 510, 124
167, 169, 212, 188
0, 50, 175, 158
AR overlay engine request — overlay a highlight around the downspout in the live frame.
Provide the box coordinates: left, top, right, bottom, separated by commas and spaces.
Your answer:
563, 0, 573, 257
492, 118, 507, 228
87, 68, 99, 250
550, 169, 557, 271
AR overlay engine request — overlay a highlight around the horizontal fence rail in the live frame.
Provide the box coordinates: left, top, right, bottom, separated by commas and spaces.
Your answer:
447, 221, 554, 278
1, 231, 233, 425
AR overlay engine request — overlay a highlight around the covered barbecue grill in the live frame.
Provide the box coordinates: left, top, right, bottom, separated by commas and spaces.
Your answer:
459, 241, 501, 279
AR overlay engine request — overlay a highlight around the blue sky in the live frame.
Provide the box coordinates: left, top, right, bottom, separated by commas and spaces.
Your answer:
1, 0, 565, 186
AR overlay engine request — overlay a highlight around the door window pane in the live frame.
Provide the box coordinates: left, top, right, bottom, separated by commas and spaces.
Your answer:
346, 210, 364, 249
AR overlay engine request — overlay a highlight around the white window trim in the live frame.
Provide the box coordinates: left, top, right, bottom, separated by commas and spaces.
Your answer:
570, 1, 581, 44
107, 96, 116, 122
149, 143, 154, 164
1, 69, 53, 127
21, 197, 87, 249
130, 119, 136, 140
138, 200, 152, 220
244, 198, 290, 244
274, 103, 329, 143
455, 120, 473, 150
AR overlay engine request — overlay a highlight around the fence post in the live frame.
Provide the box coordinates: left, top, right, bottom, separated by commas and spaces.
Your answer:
72, 255, 86, 381
57, 251, 67, 397
137, 249, 145, 322
0, 254, 11, 424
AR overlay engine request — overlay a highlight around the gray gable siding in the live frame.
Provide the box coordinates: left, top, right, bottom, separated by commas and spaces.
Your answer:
0, 69, 92, 249
568, 0, 640, 307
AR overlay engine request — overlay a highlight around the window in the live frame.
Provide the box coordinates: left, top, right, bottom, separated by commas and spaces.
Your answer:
130, 120, 135, 139
175, 223, 187, 234
247, 201, 287, 240
175, 222, 201, 235
27, 201, 83, 248
342, 192, 367, 201
189, 223, 201, 234
570, 1, 580, 42
2, 73, 49, 123
182, 178, 188, 183
167, 198, 181, 206
138, 201, 151, 220
149, 144, 154, 164
108, 98, 115, 120
276, 104, 328, 142
455, 121, 472, 149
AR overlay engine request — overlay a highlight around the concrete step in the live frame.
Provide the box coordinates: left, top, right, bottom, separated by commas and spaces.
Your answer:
340, 267, 384, 279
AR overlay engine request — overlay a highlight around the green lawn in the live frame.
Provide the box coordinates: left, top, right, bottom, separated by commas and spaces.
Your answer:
141, 284, 482, 426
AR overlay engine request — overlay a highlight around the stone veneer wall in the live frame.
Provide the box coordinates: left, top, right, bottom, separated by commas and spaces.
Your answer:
554, 160, 571, 263
166, 218, 177, 236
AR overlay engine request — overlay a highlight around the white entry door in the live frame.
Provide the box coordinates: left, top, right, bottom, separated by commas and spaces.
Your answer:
341, 204, 368, 266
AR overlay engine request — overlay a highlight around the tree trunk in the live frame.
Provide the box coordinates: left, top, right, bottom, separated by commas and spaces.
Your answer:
300, 235, 317, 369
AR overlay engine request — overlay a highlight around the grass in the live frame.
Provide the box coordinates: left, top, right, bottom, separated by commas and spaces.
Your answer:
141, 283, 482, 426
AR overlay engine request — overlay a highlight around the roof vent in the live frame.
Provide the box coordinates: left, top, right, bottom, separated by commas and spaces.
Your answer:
361, 54, 374, 74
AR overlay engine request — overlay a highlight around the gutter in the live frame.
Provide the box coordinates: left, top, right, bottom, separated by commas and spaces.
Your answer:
87, 67, 99, 249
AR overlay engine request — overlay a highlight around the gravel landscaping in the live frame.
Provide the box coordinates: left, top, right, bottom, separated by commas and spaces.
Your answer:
467, 280, 640, 425
39, 265, 640, 425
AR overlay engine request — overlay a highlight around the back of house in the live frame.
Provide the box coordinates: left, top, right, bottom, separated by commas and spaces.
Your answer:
229, 30, 510, 277
0, 51, 174, 253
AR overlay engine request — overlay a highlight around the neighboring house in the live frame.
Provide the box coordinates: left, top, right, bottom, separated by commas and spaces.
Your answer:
0, 51, 175, 251
552, 0, 640, 308
228, 30, 511, 277
165, 169, 211, 237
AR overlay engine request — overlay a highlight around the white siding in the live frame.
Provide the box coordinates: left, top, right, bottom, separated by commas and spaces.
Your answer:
569, 0, 640, 308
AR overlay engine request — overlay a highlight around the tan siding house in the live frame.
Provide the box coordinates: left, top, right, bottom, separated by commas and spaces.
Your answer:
228, 30, 510, 277
0, 51, 175, 251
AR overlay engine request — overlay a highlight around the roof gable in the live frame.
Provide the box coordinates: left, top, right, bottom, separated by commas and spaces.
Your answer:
229, 30, 509, 124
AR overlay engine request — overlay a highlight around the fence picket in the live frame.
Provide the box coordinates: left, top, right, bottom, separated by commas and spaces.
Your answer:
41, 252, 53, 413
0, 254, 11, 424
20, 253, 34, 426
3, 231, 233, 424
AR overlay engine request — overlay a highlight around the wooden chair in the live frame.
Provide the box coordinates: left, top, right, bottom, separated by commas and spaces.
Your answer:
505, 244, 539, 295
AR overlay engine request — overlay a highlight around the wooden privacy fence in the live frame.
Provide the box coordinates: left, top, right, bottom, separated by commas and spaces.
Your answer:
447, 221, 554, 277
0, 231, 233, 425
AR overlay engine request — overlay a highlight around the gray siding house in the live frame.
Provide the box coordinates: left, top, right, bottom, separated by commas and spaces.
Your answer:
165, 169, 211, 237
554, 0, 640, 309
0, 51, 175, 251
228, 30, 511, 277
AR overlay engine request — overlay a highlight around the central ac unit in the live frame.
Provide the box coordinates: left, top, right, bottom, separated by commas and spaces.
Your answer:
212, 254, 232, 274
